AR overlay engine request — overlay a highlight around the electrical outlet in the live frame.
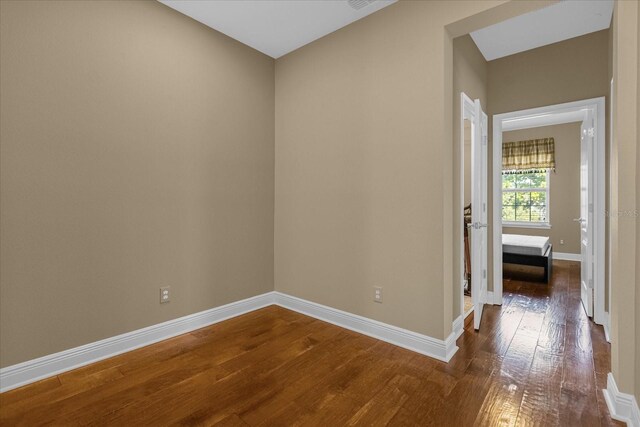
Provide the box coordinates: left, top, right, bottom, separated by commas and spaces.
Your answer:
160, 286, 170, 304
560, 239, 564, 245
374, 286, 383, 303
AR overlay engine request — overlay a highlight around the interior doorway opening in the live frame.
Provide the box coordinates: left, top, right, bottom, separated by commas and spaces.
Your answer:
492, 98, 607, 327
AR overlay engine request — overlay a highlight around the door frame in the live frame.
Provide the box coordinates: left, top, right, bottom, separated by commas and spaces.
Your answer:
491, 97, 606, 326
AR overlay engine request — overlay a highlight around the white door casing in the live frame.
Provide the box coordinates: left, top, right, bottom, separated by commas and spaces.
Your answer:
579, 109, 594, 317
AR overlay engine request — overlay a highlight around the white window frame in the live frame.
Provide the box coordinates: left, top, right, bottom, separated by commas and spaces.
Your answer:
501, 169, 551, 229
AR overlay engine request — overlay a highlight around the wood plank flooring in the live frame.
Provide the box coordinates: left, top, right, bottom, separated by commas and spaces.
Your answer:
0, 261, 621, 426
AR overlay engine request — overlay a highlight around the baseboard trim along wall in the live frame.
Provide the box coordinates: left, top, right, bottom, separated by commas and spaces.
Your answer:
603, 372, 640, 427
452, 315, 464, 340
603, 312, 611, 343
0, 292, 277, 393
0, 291, 458, 393
554, 252, 581, 262
274, 292, 459, 363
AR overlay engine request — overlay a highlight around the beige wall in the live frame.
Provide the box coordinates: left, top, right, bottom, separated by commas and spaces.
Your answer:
610, 0, 639, 399
0, 0, 275, 367
453, 35, 488, 320
487, 29, 610, 293
502, 124, 581, 254
637, 1, 640, 402
488, 30, 610, 115
0, 0, 585, 372
274, 0, 534, 340
637, 1, 640, 404
275, 1, 445, 338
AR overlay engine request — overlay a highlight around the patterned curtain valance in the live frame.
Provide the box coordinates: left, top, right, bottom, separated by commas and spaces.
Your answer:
502, 137, 555, 174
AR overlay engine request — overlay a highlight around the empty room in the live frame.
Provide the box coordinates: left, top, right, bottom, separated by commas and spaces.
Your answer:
1, 0, 639, 426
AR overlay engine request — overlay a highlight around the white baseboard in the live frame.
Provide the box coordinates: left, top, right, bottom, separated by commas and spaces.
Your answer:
0, 292, 276, 393
273, 292, 458, 363
604, 372, 640, 426
1, 291, 458, 393
603, 312, 611, 343
554, 252, 581, 262
603, 323, 611, 343
452, 315, 464, 340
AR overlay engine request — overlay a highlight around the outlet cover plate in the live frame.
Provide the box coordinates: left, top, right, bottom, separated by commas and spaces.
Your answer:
374, 286, 383, 303
160, 286, 171, 304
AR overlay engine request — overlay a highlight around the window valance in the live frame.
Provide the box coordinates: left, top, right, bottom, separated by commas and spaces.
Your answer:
502, 137, 555, 174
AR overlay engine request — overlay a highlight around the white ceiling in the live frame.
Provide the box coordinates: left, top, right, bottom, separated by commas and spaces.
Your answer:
159, 0, 397, 59
470, 0, 614, 61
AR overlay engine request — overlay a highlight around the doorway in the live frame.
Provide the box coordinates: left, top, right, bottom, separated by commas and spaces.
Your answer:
492, 98, 607, 325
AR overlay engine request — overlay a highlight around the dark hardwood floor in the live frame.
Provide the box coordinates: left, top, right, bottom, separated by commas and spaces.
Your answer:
0, 261, 621, 426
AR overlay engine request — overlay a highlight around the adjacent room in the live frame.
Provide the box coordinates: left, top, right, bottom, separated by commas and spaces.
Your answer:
1, 0, 639, 425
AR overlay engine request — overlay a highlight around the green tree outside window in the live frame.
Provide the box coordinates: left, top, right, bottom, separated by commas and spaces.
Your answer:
502, 171, 549, 224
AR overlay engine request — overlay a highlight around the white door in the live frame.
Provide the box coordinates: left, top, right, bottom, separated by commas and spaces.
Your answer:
578, 111, 594, 317
472, 100, 488, 330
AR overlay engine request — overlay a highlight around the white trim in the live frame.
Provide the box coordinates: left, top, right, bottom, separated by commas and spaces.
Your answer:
602, 310, 611, 343
593, 96, 606, 326
554, 252, 581, 262
604, 373, 640, 426
274, 292, 458, 363
486, 290, 497, 305
603, 320, 611, 343
459, 92, 475, 330
492, 97, 606, 327
452, 315, 464, 340
502, 109, 585, 130
608, 78, 613, 323
501, 170, 551, 227
493, 109, 504, 304
502, 222, 551, 229
1, 291, 459, 393
470, 98, 489, 331
0, 292, 277, 393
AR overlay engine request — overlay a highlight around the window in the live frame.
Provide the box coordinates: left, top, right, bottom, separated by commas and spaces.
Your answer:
501, 170, 549, 226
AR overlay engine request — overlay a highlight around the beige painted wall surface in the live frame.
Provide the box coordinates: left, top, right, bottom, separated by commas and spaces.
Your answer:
488, 30, 610, 115
487, 29, 610, 293
502, 124, 581, 254
274, 0, 520, 340
635, 0, 640, 404
0, 0, 275, 367
610, 0, 639, 398
452, 35, 488, 320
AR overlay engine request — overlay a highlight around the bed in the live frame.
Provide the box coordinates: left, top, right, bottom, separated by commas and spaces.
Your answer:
502, 234, 553, 283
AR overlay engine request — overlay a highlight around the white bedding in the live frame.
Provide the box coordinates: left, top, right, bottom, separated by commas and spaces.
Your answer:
502, 234, 550, 256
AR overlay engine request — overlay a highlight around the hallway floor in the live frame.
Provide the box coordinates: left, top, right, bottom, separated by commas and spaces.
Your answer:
0, 261, 620, 426
464, 294, 473, 316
